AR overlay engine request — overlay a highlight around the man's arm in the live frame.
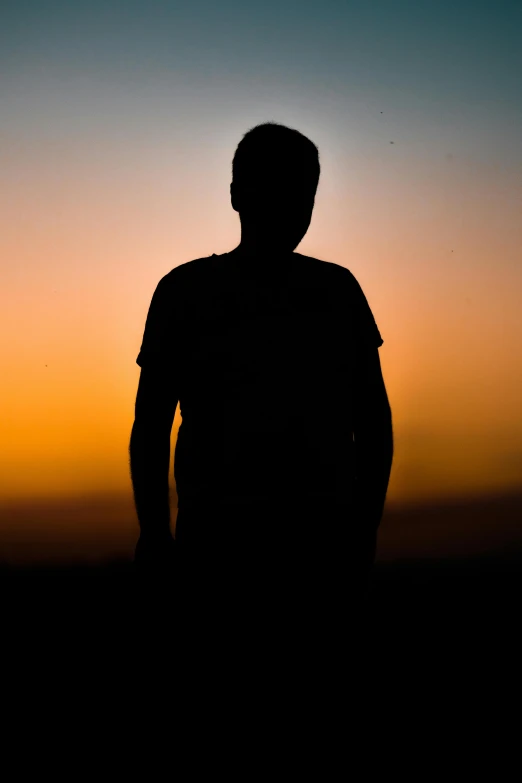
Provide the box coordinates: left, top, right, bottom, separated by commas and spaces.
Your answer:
352, 346, 394, 533
129, 364, 178, 541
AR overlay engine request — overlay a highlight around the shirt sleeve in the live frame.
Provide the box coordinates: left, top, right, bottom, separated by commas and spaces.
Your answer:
136, 275, 176, 368
352, 276, 384, 350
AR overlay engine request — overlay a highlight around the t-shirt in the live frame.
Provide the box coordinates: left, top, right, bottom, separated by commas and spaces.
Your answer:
136, 251, 383, 511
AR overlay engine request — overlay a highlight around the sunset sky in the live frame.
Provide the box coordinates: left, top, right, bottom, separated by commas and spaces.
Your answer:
1, 0, 521, 562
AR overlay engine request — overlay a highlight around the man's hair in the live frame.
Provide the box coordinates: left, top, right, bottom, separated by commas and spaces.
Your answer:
232, 121, 320, 193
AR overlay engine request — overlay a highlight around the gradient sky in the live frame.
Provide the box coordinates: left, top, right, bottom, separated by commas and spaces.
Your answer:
1, 0, 521, 558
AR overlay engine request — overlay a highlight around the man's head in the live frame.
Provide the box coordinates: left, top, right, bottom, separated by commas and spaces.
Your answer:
231, 122, 320, 254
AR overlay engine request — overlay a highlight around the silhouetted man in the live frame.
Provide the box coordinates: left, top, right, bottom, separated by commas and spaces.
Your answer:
130, 121, 393, 622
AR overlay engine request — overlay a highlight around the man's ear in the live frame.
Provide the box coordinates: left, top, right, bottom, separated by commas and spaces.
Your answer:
230, 181, 240, 213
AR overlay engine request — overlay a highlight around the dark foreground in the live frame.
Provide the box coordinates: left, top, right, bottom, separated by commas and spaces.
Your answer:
1, 552, 520, 741
0, 555, 515, 774
2, 550, 519, 639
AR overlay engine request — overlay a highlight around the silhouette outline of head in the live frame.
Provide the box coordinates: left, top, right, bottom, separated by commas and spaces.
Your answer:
231, 121, 321, 253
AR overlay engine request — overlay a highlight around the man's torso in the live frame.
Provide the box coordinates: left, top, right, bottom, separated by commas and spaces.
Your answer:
172, 251, 358, 510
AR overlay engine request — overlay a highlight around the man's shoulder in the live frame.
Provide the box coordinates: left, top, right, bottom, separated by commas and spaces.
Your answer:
294, 252, 355, 275
152, 256, 214, 303
293, 253, 360, 290
161, 255, 212, 283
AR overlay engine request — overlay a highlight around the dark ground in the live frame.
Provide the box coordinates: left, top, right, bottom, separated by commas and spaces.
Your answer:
1, 552, 519, 733
2, 549, 519, 640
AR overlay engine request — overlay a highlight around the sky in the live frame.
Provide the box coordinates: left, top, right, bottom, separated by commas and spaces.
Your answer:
1, 0, 521, 561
